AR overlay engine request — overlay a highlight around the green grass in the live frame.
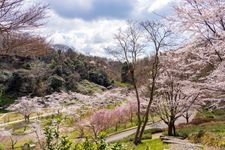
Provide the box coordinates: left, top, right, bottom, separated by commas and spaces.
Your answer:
105, 115, 160, 136
123, 139, 170, 150
196, 109, 225, 120
67, 130, 80, 139
75, 80, 106, 95
0, 144, 4, 150
177, 121, 225, 138
114, 128, 163, 143
177, 122, 225, 148
114, 81, 131, 88
13, 125, 32, 134
0, 112, 39, 123
105, 121, 137, 135
105, 101, 124, 110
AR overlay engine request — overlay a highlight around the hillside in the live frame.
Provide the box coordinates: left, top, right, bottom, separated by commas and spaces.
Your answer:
0, 49, 122, 107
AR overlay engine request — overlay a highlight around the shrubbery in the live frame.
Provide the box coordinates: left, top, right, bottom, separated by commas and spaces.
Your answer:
48, 75, 65, 92
0, 50, 113, 99
88, 70, 111, 87
188, 131, 225, 148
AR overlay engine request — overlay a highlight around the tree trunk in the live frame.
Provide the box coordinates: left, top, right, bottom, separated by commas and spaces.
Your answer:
134, 48, 159, 144
79, 128, 84, 137
168, 121, 176, 136
27, 115, 30, 123
24, 115, 30, 123
115, 123, 118, 132
92, 127, 97, 139
24, 116, 27, 123
130, 69, 142, 145
130, 113, 133, 124
185, 112, 189, 124
168, 123, 173, 136
186, 117, 189, 124
10, 137, 16, 150
138, 62, 157, 143
173, 123, 176, 136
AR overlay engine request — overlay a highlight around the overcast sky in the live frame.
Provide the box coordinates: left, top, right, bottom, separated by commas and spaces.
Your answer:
37, 0, 176, 57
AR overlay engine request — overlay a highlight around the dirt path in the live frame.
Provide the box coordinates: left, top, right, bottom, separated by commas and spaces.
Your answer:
0, 112, 56, 127
0, 113, 7, 121
170, 143, 202, 150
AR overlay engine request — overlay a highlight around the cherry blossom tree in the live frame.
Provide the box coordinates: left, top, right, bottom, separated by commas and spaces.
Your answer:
182, 109, 194, 124
88, 109, 112, 139
126, 100, 137, 124
200, 60, 225, 109
32, 121, 45, 149
114, 105, 130, 128
154, 78, 199, 136
161, 40, 225, 112
172, 0, 225, 61
0, 129, 17, 150
110, 109, 120, 131
77, 120, 87, 138
151, 51, 201, 136
8, 96, 39, 123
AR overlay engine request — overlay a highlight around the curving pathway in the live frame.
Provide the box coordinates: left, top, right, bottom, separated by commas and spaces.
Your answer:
105, 111, 197, 143
0, 112, 56, 127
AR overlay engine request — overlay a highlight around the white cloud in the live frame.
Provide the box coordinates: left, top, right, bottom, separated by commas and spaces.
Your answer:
39, 10, 126, 57
148, 0, 174, 12
35, 0, 175, 57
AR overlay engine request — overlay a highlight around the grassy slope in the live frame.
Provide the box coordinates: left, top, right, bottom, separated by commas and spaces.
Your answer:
123, 139, 169, 150
76, 80, 106, 95
176, 110, 225, 148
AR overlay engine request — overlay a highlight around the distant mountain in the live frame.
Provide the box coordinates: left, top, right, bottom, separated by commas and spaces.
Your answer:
52, 44, 75, 52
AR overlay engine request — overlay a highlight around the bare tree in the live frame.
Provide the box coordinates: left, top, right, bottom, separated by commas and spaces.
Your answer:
0, 0, 48, 54
107, 20, 173, 144
106, 21, 145, 144
0, 0, 47, 34
1, 33, 50, 56
133, 20, 173, 144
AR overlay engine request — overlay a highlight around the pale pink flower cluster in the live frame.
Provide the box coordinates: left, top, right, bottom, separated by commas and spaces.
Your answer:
86, 100, 138, 137
8, 96, 40, 117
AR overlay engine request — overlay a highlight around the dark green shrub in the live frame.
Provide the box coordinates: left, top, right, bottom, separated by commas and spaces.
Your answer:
53, 65, 63, 76
50, 59, 57, 69
88, 70, 110, 87
48, 75, 65, 92
22, 63, 31, 70
6, 70, 36, 96
65, 73, 80, 91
